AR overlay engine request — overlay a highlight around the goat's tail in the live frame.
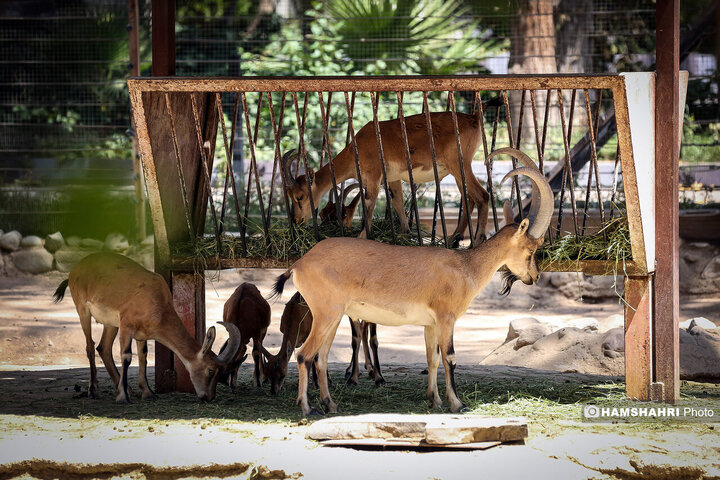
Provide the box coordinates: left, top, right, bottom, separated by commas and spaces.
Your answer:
53, 279, 69, 304
268, 270, 292, 302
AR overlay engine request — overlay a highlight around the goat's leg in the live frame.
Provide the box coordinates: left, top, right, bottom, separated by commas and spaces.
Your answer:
357, 182, 379, 239
388, 180, 409, 233
467, 175, 490, 243
360, 321, 374, 378
136, 339, 155, 399
252, 329, 267, 388
316, 322, 341, 414
115, 328, 133, 403
78, 306, 99, 399
345, 317, 360, 384
437, 319, 467, 412
368, 323, 385, 386
423, 325, 442, 409
96, 325, 119, 388
296, 307, 342, 416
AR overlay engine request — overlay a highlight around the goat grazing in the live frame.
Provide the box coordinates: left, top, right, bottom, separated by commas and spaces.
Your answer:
53, 252, 242, 403
282, 110, 490, 245
318, 183, 363, 228
271, 148, 553, 415
263, 292, 384, 394
217, 282, 271, 389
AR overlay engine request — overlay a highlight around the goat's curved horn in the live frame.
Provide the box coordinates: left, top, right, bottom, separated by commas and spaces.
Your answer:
341, 183, 361, 204
215, 322, 242, 365
500, 167, 553, 240
281, 150, 298, 188
260, 345, 276, 361
488, 147, 541, 224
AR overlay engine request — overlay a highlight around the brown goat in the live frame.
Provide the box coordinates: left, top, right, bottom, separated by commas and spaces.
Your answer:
318, 183, 363, 228
218, 282, 271, 389
263, 292, 383, 394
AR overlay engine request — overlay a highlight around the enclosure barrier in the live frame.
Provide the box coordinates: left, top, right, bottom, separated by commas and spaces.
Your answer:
128, 74, 658, 399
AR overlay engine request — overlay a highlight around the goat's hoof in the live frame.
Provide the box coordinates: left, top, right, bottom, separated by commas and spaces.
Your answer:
344, 369, 352, 380
307, 407, 324, 417
420, 369, 428, 375
453, 404, 470, 413
375, 377, 386, 387
346, 378, 358, 387
141, 390, 157, 400
115, 394, 131, 404
88, 388, 99, 399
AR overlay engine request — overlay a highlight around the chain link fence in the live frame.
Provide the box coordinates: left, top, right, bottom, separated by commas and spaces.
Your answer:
1, 0, 717, 239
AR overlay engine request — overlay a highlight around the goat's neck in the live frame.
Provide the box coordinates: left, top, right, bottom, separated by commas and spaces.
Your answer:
464, 232, 515, 292
154, 311, 202, 365
311, 154, 355, 205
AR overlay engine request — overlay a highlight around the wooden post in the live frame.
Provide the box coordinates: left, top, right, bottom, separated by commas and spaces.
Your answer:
128, 0, 146, 242
624, 276, 652, 400
172, 272, 206, 393
654, 0, 680, 403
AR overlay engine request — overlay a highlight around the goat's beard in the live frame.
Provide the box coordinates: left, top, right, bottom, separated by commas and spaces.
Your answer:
499, 271, 520, 296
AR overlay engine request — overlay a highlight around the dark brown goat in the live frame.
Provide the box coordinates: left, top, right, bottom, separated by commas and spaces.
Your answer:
218, 283, 271, 389
263, 292, 384, 394
318, 183, 362, 228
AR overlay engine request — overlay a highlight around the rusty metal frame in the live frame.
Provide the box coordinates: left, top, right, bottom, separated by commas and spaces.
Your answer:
128, 74, 646, 276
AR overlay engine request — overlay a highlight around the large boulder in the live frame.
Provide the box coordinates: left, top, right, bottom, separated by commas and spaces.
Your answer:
0, 231, 22, 252
679, 317, 717, 331
65, 236, 81, 247
680, 327, 720, 380
141, 234, 154, 247
564, 317, 599, 332
54, 247, 96, 273
79, 238, 104, 250
104, 232, 129, 253
11, 248, 54, 274
506, 317, 543, 341
601, 327, 625, 358
679, 240, 720, 294
547, 272, 624, 301
44, 232, 65, 253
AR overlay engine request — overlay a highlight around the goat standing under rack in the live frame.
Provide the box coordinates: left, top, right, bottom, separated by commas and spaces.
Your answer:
272, 148, 553, 415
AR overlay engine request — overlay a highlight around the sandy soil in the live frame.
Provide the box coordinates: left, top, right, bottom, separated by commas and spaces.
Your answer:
1, 264, 720, 479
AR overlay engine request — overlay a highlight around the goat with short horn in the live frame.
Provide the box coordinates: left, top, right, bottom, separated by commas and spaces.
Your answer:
53, 253, 242, 403
271, 148, 552, 415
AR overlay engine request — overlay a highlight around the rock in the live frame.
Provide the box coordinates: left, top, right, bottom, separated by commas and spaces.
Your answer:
679, 317, 717, 332
54, 247, 96, 273
515, 324, 552, 349
44, 232, 65, 253
79, 238, 104, 250
0, 231, 22, 252
679, 241, 720, 294
66, 236, 81, 247
11, 248, 54, 274
20, 235, 43, 249
601, 327, 624, 358
598, 314, 624, 332
104, 232, 129, 253
506, 317, 542, 342
680, 327, 720, 380
548, 272, 624, 301
141, 234, 155, 247
564, 317, 599, 332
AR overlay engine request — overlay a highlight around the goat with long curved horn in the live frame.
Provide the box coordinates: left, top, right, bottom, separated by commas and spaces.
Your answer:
487, 147, 545, 225
500, 165, 554, 240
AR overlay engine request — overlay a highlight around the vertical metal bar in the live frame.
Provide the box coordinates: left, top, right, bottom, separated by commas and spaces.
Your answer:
216, 93, 243, 237
370, 91, 396, 242
540, 89, 552, 174
218, 96, 231, 234
292, 92, 320, 240
515, 89, 526, 149
396, 91, 422, 245
582, 89, 605, 235
240, 92, 269, 243
422, 92, 447, 247
625, 276, 653, 401
151, 0, 175, 76
654, 0, 680, 404
128, 0, 146, 241
318, 92, 344, 234
502, 90, 523, 220
189, 93, 221, 250
476, 91, 498, 233
609, 143, 621, 219
344, 91, 371, 237
268, 92, 296, 242
265, 92, 287, 231
530, 89, 552, 243
555, 89, 580, 237
449, 91, 475, 247
163, 93, 194, 238
319, 92, 333, 168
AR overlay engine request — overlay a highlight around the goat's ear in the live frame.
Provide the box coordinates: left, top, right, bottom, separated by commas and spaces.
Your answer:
514, 218, 530, 240
503, 200, 514, 225
201, 326, 216, 355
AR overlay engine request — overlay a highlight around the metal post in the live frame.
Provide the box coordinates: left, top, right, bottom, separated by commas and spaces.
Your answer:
128, 0, 146, 242
653, 0, 680, 404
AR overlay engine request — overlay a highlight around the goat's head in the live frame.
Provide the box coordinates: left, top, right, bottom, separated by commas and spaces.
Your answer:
282, 150, 315, 225
496, 151, 554, 294
190, 321, 242, 402
261, 342, 294, 394
319, 183, 362, 228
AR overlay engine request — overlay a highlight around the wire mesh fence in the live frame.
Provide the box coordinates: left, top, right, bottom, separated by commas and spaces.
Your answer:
0, 0, 717, 241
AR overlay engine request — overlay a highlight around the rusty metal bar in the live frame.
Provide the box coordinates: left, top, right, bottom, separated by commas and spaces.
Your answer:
319, 92, 333, 168
163, 93, 194, 238
555, 89, 580, 237
318, 92, 344, 234
189, 93, 221, 249
265, 92, 287, 230
502, 90, 522, 220
344, 91, 371, 236
370, 91, 397, 242
216, 93, 243, 236
291, 92, 320, 240
396, 91, 422, 245
449, 91, 474, 247
240, 92, 269, 243
609, 143, 621, 219
540, 89, 552, 174
422, 92, 448, 247
581, 89, 605, 235
475, 91, 498, 234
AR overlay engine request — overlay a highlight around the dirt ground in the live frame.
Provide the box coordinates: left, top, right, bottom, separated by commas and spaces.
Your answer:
1, 266, 720, 479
